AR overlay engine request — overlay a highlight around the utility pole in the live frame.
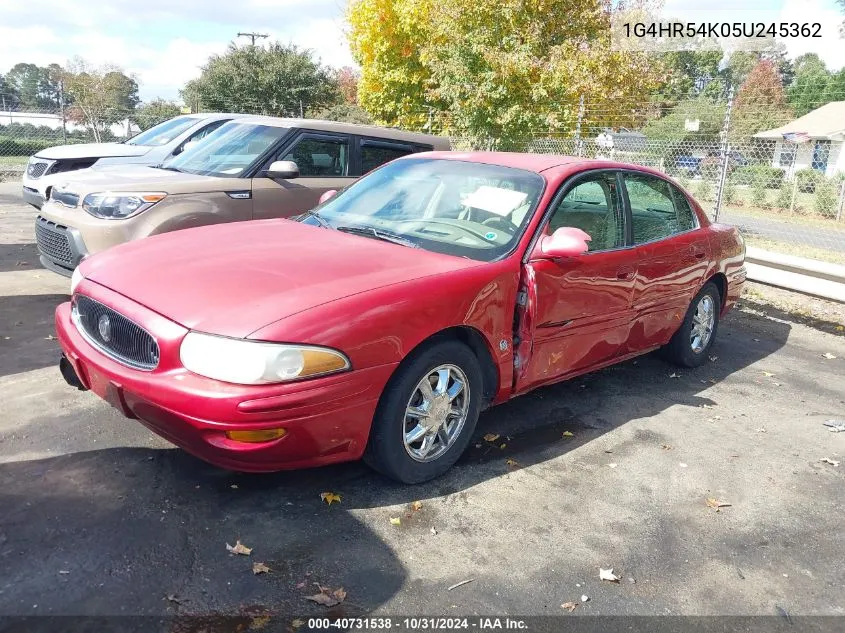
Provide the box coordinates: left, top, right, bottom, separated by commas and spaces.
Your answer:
237, 32, 269, 46
58, 78, 67, 144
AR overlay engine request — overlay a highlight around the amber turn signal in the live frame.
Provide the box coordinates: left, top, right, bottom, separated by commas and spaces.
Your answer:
225, 428, 287, 443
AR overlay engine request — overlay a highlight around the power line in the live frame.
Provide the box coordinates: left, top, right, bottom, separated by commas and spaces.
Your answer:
236, 32, 269, 46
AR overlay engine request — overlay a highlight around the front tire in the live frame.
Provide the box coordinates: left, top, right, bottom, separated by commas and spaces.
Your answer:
662, 282, 720, 368
365, 339, 483, 484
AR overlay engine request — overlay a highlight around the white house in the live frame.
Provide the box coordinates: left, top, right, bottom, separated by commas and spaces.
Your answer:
754, 101, 845, 178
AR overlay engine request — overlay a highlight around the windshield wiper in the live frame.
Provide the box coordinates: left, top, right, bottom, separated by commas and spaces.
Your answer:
154, 164, 183, 172
336, 225, 419, 249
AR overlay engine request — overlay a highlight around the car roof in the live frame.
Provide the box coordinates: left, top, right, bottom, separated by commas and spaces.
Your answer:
226, 115, 448, 144
404, 152, 681, 180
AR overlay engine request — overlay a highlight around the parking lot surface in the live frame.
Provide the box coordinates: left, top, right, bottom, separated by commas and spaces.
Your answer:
1, 182, 844, 625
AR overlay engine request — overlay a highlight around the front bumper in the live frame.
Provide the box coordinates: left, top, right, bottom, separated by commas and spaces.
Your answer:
34, 215, 89, 277
54, 287, 396, 472
22, 185, 45, 209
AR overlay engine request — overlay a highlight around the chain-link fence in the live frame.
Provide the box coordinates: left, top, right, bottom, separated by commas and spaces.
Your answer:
3, 94, 845, 266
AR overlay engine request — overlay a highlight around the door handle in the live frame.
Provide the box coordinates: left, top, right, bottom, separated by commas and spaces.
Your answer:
616, 267, 634, 280
690, 245, 706, 259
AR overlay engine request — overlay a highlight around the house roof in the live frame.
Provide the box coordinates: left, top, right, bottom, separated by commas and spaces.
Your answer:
755, 101, 845, 141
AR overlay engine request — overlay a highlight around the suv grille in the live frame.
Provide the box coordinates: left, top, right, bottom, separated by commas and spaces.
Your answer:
72, 295, 160, 371
26, 158, 53, 179
35, 217, 74, 266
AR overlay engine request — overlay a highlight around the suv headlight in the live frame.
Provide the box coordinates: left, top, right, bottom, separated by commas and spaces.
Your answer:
82, 192, 166, 219
180, 332, 351, 385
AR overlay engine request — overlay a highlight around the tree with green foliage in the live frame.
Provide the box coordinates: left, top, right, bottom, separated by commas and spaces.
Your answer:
63, 58, 140, 142
181, 42, 339, 117
348, 0, 666, 143
787, 54, 831, 117
132, 99, 182, 131
821, 67, 845, 106
308, 102, 372, 124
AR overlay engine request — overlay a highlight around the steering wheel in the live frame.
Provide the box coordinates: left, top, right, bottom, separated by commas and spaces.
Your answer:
481, 216, 516, 234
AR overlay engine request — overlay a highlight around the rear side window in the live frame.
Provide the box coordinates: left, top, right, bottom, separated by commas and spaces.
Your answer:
282, 137, 349, 176
361, 143, 414, 174
624, 174, 696, 244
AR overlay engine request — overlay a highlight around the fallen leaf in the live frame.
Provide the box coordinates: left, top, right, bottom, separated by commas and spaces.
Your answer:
250, 616, 270, 630
562, 431, 574, 438
305, 587, 347, 608
505, 458, 519, 468
756, 427, 767, 433
230, 484, 239, 489
320, 492, 341, 505
499, 443, 507, 449
709, 355, 718, 362
411, 500, 423, 512
835, 325, 844, 332
165, 594, 183, 604
252, 562, 270, 575
608, 463, 618, 468
390, 517, 401, 526
296, 581, 306, 589
679, 463, 688, 468
669, 373, 679, 378
599, 568, 621, 582
430, 526, 438, 535
44, 335, 57, 341
661, 444, 672, 450
752, 338, 760, 342
561, 602, 578, 612
483, 433, 500, 442
226, 540, 252, 556
762, 371, 775, 377
822, 352, 837, 360
706, 498, 732, 511
291, 619, 305, 629
820, 458, 840, 467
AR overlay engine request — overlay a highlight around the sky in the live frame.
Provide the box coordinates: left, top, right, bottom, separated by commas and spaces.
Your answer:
0, 0, 843, 103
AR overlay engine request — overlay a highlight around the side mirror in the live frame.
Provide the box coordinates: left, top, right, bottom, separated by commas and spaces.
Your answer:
318, 189, 338, 205
533, 227, 591, 259
265, 160, 300, 179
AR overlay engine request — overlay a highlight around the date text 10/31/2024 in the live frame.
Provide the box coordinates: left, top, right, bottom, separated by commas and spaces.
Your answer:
307, 617, 529, 630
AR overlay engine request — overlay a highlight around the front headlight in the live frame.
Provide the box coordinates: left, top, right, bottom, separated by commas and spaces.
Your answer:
179, 332, 351, 385
70, 267, 83, 294
82, 192, 166, 219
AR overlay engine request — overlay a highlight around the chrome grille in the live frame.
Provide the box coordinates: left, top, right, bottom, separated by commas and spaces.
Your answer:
26, 158, 53, 179
50, 188, 80, 208
72, 295, 160, 371
35, 216, 74, 266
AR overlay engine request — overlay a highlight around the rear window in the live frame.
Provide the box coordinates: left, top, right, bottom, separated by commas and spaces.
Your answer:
361, 144, 414, 174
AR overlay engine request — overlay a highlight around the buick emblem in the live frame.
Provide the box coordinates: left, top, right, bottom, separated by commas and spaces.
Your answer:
98, 314, 112, 342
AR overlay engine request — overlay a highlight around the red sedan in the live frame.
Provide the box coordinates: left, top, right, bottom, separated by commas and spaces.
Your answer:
56, 153, 746, 483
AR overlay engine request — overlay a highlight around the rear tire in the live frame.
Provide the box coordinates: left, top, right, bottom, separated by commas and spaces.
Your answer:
662, 282, 720, 368
364, 339, 483, 484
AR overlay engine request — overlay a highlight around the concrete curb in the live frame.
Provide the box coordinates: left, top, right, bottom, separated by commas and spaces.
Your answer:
745, 247, 845, 303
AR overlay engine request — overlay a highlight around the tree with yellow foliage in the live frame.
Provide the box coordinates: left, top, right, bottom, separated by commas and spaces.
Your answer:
348, 0, 666, 144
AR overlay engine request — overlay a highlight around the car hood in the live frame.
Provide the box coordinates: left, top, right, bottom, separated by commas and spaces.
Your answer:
81, 220, 484, 338
35, 142, 151, 160
51, 164, 228, 194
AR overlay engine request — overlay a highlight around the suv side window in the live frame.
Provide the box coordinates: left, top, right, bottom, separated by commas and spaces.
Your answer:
624, 173, 696, 244
361, 142, 417, 174
282, 136, 349, 177
547, 172, 623, 252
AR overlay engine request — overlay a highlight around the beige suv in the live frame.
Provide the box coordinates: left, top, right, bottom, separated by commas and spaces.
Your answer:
34, 117, 449, 276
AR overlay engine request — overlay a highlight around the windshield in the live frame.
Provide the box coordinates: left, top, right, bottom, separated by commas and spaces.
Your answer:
303, 158, 545, 262
165, 122, 289, 178
126, 117, 199, 146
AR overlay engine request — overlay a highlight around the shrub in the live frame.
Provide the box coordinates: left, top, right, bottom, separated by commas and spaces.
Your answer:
695, 179, 713, 202
795, 168, 823, 193
723, 179, 737, 205
814, 178, 838, 217
751, 180, 767, 207
775, 182, 792, 210
732, 165, 785, 188
0, 136, 59, 156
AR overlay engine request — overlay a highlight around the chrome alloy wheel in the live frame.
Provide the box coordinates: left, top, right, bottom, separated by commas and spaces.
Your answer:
403, 364, 470, 462
690, 294, 715, 354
